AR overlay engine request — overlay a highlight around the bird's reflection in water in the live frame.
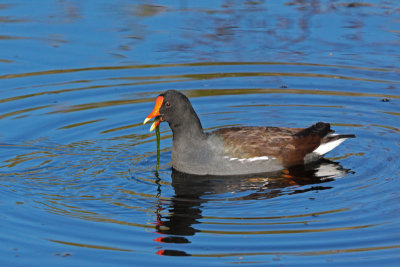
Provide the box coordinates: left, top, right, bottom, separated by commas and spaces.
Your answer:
154, 159, 352, 256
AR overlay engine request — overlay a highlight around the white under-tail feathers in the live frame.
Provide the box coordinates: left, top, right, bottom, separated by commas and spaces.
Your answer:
313, 134, 352, 156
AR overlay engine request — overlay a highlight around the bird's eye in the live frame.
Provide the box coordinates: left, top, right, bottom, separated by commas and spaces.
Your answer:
165, 101, 171, 108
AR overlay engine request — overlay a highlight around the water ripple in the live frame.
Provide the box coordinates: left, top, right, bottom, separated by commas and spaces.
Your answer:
0, 62, 398, 264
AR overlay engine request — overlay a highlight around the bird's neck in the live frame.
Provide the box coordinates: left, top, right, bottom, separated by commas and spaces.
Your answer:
169, 108, 205, 143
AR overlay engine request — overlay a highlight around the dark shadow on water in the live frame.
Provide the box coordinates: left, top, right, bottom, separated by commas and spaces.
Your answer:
154, 159, 352, 256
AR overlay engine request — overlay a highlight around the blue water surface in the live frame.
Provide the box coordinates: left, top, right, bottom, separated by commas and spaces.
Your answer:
0, 1, 399, 266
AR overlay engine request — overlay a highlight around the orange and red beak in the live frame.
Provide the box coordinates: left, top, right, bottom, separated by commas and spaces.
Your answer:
143, 96, 164, 132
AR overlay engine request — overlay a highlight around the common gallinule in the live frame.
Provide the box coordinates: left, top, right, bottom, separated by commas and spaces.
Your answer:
144, 90, 355, 175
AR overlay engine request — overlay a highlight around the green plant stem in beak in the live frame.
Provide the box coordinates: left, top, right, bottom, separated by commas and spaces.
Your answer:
155, 122, 161, 175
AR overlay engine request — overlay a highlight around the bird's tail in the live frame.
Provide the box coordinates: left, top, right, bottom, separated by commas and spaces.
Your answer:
295, 122, 333, 138
313, 134, 356, 156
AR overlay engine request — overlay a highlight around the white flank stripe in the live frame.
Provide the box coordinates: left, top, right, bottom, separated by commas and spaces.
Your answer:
247, 156, 270, 162
313, 138, 347, 156
224, 156, 272, 162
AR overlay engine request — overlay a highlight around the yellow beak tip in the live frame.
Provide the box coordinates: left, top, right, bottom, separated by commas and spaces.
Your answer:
149, 122, 157, 132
